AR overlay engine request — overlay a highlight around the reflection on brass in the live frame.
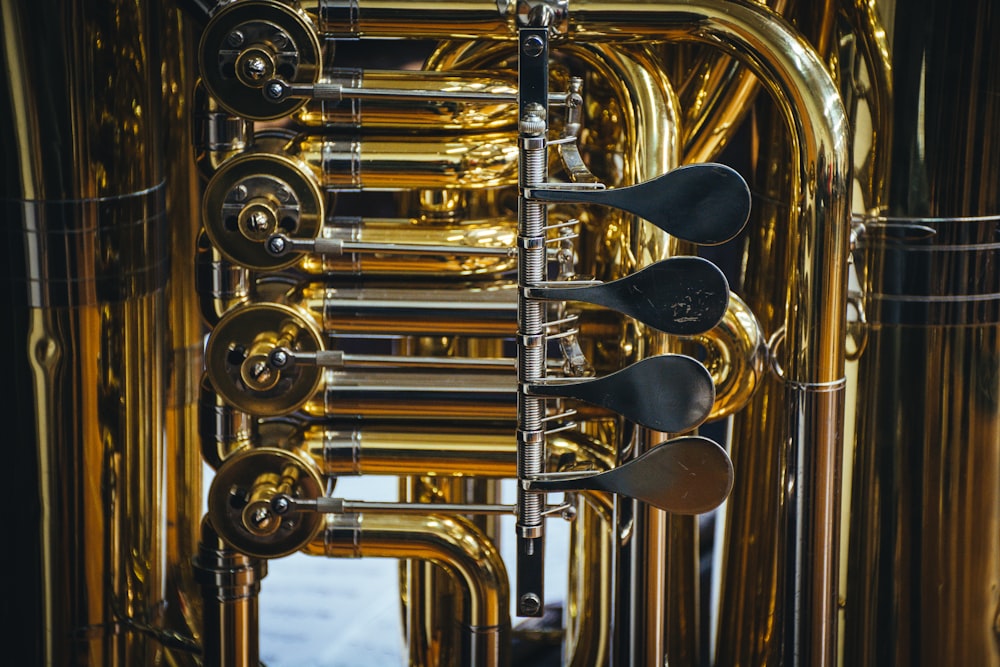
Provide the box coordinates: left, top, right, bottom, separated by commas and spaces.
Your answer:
10, 0, 995, 666
207, 446, 325, 558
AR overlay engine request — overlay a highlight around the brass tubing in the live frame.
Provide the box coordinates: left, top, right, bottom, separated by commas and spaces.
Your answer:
565, 494, 613, 667
293, 133, 520, 190
193, 82, 252, 180
195, 231, 250, 328
302, 368, 516, 420
193, 519, 266, 667
306, 512, 511, 667
311, 0, 515, 38
295, 68, 518, 131
302, 283, 518, 336
162, 6, 212, 648
305, 425, 611, 478
844, 2, 1000, 665
307, 425, 518, 477
297, 216, 517, 277
566, 4, 850, 663
1, 1, 180, 664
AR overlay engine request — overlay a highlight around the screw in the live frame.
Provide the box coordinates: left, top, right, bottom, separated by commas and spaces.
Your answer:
276, 186, 292, 203
248, 210, 270, 232
232, 184, 248, 201
272, 496, 290, 514
226, 30, 245, 48
519, 593, 542, 615
272, 32, 289, 49
265, 81, 286, 101
245, 56, 268, 80
522, 34, 544, 58
267, 235, 287, 256
270, 348, 289, 368
249, 360, 272, 385
249, 506, 273, 530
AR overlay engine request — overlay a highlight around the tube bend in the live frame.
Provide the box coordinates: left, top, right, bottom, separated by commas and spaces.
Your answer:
307, 512, 511, 665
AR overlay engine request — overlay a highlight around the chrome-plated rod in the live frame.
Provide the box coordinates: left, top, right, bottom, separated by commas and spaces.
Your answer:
280, 496, 517, 516
266, 232, 514, 258
275, 349, 518, 370
264, 77, 569, 105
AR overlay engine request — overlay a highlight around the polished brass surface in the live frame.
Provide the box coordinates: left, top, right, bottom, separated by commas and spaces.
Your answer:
206, 301, 325, 415
295, 69, 518, 130
16, 1, 995, 666
841, 2, 1000, 665
202, 151, 326, 270
207, 447, 325, 558
2, 1, 182, 664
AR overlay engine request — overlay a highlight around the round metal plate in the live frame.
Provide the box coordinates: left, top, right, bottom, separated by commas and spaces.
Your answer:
202, 152, 324, 270
199, 0, 321, 120
206, 301, 324, 416
208, 446, 325, 558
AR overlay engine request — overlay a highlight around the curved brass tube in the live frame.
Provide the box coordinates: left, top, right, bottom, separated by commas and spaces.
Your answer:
306, 512, 511, 667
562, 5, 851, 664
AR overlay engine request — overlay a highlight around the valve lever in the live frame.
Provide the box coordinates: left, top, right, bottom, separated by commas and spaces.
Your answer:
524, 435, 733, 514
527, 354, 715, 433
525, 163, 751, 245
526, 256, 729, 335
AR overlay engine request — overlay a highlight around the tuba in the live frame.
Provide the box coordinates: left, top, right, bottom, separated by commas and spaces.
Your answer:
1, 1, 996, 666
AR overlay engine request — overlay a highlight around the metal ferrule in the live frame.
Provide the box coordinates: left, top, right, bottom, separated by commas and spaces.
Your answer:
198, 375, 253, 470
193, 82, 252, 179
857, 214, 1000, 325
6, 186, 169, 309
195, 231, 250, 327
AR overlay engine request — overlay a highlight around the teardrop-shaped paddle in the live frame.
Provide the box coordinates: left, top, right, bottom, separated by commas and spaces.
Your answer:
526, 256, 729, 335
526, 163, 750, 245
527, 354, 714, 433
524, 435, 733, 514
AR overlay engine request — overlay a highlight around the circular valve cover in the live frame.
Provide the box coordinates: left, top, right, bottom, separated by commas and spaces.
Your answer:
199, 0, 322, 120
208, 446, 325, 558
202, 152, 324, 270
206, 301, 324, 416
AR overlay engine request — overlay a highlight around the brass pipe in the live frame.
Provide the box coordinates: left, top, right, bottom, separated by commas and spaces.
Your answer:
306, 512, 511, 667
843, 1, 1000, 665
301, 282, 519, 336
292, 133, 519, 190
307, 425, 518, 477
192, 519, 267, 667
563, 5, 851, 664
162, 6, 213, 648
718, 2, 892, 665
295, 216, 518, 277
1, 1, 182, 664
295, 68, 517, 131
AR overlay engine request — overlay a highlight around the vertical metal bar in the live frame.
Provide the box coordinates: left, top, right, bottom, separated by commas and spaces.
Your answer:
515, 26, 549, 618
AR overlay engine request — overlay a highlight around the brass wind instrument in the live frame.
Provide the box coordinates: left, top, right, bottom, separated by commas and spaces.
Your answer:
8, 1, 994, 666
